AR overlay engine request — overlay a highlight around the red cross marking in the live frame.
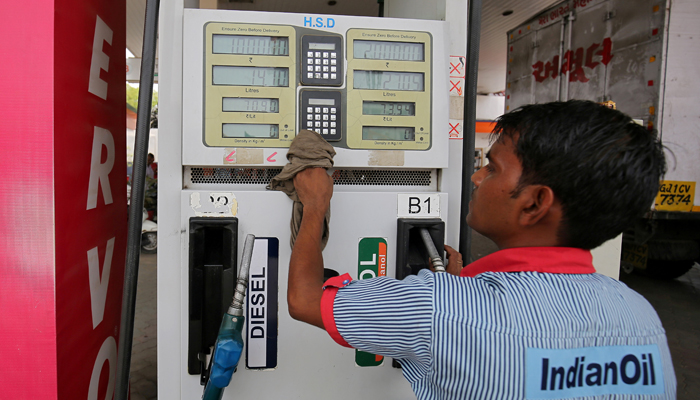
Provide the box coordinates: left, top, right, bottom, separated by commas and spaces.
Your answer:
450, 62, 461, 75
449, 122, 460, 137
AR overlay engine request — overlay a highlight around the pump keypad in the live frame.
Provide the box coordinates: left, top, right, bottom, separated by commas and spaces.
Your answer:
300, 90, 342, 141
306, 51, 338, 81
301, 35, 343, 86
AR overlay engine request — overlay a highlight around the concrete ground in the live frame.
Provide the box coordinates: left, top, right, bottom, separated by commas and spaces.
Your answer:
129, 233, 699, 399
129, 252, 157, 400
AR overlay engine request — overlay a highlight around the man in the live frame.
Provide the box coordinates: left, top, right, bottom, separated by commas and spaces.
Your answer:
288, 101, 676, 399
146, 153, 155, 179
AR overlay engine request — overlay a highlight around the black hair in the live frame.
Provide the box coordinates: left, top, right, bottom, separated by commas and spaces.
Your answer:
492, 100, 666, 249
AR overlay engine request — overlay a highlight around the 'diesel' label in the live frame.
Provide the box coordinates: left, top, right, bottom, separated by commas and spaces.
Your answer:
246, 237, 279, 370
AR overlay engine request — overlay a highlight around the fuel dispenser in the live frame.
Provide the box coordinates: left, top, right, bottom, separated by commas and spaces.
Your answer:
159, 8, 464, 400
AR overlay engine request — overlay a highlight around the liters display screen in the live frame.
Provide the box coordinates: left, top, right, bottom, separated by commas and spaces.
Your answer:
222, 123, 279, 138
354, 40, 424, 61
363, 101, 415, 116
354, 70, 424, 91
213, 66, 289, 87
222, 97, 279, 113
362, 126, 415, 141
212, 34, 289, 56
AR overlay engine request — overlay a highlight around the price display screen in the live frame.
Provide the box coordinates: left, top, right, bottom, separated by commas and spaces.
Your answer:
213, 66, 289, 87
354, 70, 424, 91
354, 40, 424, 61
362, 126, 415, 141
363, 101, 415, 116
222, 124, 279, 138
223, 98, 279, 113
212, 35, 289, 56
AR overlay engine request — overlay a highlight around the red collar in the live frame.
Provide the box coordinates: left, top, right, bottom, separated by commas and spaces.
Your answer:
460, 247, 595, 278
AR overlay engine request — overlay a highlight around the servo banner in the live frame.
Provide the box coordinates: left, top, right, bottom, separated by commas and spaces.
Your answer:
0, 0, 127, 398
246, 237, 279, 370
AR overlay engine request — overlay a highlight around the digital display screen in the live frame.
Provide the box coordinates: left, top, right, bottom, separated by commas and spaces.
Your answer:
309, 98, 335, 106
309, 42, 336, 50
212, 35, 289, 56
213, 66, 289, 87
362, 126, 415, 141
353, 70, 424, 91
222, 124, 279, 138
354, 40, 424, 61
222, 98, 279, 113
363, 101, 415, 116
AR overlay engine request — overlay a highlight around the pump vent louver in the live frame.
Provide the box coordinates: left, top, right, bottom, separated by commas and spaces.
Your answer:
188, 167, 432, 186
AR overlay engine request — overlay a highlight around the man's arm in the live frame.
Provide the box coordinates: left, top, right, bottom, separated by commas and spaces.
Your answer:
288, 167, 333, 329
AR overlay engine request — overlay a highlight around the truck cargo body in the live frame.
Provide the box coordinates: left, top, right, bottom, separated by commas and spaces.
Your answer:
505, 0, 700, 278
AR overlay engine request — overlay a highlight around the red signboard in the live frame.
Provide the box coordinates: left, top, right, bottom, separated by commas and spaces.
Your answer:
0, 0, 127, 399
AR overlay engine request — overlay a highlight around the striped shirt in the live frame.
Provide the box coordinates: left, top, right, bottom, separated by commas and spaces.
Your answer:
320, 247, 676, 399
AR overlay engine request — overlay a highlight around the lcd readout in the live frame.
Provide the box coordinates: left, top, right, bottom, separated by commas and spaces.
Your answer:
213, 66, 289, 87
363, 101, 415, 116
353, 70, 424, 91
222, 124, 279, 138
354, 40, 424, 61
213, 35, 289, 56
223, 98, 279, 113
362, 126, 416, 141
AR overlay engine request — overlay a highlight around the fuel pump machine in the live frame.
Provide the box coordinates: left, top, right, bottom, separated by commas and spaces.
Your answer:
160, 8, 461, 400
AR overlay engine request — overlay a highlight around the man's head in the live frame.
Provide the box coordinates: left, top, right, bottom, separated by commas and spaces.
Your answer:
147, 153, 154, 166
481, 100, 666, 250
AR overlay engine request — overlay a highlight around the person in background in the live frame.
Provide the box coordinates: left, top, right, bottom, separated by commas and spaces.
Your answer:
287, 100, 675, 399
146, 153, 155, 179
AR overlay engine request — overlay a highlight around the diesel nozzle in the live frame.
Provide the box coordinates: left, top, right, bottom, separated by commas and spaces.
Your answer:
202, 234, 256, 400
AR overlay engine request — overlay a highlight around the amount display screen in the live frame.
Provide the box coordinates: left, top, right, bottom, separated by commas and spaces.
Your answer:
222, 124, 279, 138
362, 126, 415, 141
363, 101, 415, 116
212, 35, 289, 56
223, 98, 279, 113
354, 40, 424, 61
213, 66, 289, 87
354, 70, 424, 91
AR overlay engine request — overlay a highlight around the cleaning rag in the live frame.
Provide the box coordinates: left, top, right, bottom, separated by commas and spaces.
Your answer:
267, 130, 336, 250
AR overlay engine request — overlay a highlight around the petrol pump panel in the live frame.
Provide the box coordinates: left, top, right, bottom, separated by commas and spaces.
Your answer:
182, 9, 448, 168
170, 9, 452, 400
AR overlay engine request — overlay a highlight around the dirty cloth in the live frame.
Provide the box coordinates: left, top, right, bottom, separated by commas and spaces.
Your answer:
267, 130, 336, 250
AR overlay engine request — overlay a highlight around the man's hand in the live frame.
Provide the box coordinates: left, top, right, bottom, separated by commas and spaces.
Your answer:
444, 245, 464, 276
294, 167, 334, 214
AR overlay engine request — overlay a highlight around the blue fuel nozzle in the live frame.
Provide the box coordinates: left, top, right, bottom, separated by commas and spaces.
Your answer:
202, 313, 245, 400
202, 234, 255, 400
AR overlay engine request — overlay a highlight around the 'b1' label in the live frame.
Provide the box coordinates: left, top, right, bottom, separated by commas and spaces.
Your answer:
397, 193, 441, 218
355, 238, 387, 367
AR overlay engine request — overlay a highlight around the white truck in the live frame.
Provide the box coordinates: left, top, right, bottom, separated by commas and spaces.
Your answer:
505, 0, 700, 278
